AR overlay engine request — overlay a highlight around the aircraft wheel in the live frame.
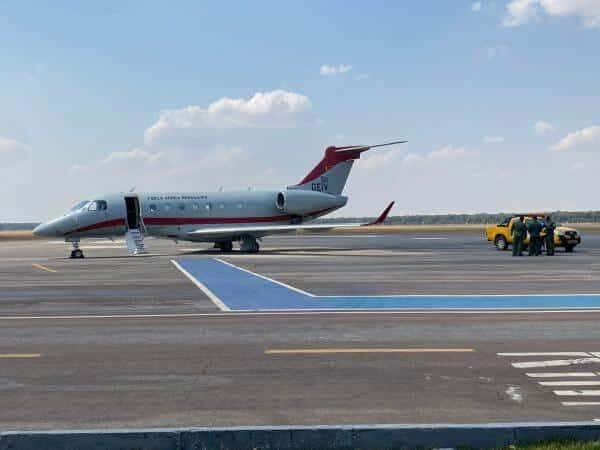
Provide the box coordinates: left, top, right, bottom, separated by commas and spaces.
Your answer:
565, 245, 574, 253
70, 249, 84, 259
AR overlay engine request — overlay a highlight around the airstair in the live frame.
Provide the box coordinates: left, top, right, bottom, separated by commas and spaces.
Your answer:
125, 228, 148, 255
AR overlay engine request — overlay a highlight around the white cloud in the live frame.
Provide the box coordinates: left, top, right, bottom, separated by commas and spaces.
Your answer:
144, 90, 312, 144
484, 135, 505, 143
319, 64, 353, 76
484, 45, 508, 60
550, 125, 600, 152
0, 136, 29, 167
472, 2, 483, 12
402, 145, 479, 168
171, 146, 245, 173
357, 149, 402, 170
504, 0, 600, 28
102, 147, 165, 165
534, 120, 554, 135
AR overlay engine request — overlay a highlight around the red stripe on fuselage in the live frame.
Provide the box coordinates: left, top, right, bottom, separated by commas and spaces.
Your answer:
65, 218, 126, 235
64, 207, 337, 235
143, 214, 294, 226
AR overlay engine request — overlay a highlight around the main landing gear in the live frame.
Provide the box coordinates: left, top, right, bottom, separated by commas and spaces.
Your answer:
69, 240, 84, 259
214, 241, 233, 253
240, 236, 260, 253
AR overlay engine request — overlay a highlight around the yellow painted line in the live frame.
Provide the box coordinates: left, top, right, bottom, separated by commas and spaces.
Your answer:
265, 348, 475, 355
0, 353, 41, 358
32, 263, 57, 273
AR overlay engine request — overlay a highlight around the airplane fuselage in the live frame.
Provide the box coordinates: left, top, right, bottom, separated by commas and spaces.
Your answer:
35, 190, 348, 243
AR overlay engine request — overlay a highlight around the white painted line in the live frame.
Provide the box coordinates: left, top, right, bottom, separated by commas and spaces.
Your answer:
526, 372, 597, 378
554, 390, 600, 396
3, 309, 600, 322
512, 358, 600, 369
170, 260, 230, 312
539, 381, 600, 386
215, 258, 315, 297
499, 352, 592, 357
562, 402, 600, 406
411, 237, 448, 240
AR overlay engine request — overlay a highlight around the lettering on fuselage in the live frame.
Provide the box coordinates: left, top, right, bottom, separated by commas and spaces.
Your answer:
146, 195, 208, 201
311, 176, 329, 193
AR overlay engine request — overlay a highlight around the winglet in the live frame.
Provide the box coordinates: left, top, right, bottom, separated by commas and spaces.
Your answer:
366, 201, 395, 226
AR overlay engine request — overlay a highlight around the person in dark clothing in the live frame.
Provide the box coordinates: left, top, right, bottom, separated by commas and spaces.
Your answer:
512, 216, 527, 257
527, 216, 543, 256
545, 215, 556, 256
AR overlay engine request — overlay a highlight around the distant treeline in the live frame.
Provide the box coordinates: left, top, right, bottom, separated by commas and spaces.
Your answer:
0, 223, 39, 231
318, 211, 600, 225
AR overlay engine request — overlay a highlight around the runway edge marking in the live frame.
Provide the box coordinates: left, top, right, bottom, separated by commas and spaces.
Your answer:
170, 259, 231, 312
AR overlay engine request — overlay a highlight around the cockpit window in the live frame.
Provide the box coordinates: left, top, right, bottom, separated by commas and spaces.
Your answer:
88, 200, 108, 211
69, 201, 90, 212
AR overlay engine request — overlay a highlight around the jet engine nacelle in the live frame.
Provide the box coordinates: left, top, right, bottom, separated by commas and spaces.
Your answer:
276, 190, 347, 215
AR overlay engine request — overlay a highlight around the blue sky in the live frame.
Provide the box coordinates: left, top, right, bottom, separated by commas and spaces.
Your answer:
1, 1, 599, 221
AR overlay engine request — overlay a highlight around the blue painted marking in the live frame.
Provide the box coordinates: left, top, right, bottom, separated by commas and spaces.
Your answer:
175, 258, 600, 311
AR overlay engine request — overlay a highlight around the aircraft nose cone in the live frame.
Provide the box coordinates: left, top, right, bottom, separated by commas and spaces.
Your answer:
33, 223, 50, 237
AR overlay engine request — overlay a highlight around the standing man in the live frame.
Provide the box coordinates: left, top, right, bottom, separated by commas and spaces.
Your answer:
512, 216, 527, 257
527, 216, 543, 256
545, 215, 556, 256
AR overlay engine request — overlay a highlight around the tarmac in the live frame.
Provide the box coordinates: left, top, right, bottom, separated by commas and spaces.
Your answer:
2, 231, 600, 430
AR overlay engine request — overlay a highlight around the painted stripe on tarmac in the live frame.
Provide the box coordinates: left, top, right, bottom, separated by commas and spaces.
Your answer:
563, 402, 600, 406
3, 310, 600, 322
170, 260, 230, 311
31, 263, 57, 273
539, 381, 600, 386
554, 390, 600, 396
526, 372, 598, 378
512, 358, 600, 369
173, 258, 600, 311
499, 352, 592, 357
0, 354, 41, 358
265, 348, 475, 355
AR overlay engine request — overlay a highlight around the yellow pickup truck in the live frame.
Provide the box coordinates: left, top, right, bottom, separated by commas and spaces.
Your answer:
486, 215, 581, 253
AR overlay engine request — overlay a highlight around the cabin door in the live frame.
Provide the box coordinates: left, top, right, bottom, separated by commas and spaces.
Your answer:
124, 196, 141, 230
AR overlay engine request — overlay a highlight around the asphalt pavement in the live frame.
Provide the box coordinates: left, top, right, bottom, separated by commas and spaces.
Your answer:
2, 232, 600, 430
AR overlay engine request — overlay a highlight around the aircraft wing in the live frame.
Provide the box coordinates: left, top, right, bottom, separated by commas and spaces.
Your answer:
187, 201, 395, 238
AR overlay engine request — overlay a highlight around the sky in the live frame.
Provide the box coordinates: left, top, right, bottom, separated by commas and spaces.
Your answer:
1, 0, 599, 221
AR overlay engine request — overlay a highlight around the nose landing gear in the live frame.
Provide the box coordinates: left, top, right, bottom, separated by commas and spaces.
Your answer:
68, 239, 85, 259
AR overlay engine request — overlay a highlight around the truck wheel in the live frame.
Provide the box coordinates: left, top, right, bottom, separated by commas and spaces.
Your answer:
494, 235, 508, 251
565, 245, 574, 253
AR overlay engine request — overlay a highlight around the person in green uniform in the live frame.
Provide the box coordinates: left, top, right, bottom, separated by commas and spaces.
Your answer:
512, 216, 527, 257
544, 215, 556, 256
527, 216, 543, 256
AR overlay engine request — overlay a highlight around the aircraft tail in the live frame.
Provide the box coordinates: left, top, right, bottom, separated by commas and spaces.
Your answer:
288, 141, 407, 196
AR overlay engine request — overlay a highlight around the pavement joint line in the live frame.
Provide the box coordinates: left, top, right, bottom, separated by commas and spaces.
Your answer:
31, 263, 57, 273
0, 353, 41, 358
170, 259, 230, 311
264, 348, 475, 355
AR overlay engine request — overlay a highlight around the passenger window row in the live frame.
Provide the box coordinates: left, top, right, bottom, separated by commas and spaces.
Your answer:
146, 202, 245, 213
